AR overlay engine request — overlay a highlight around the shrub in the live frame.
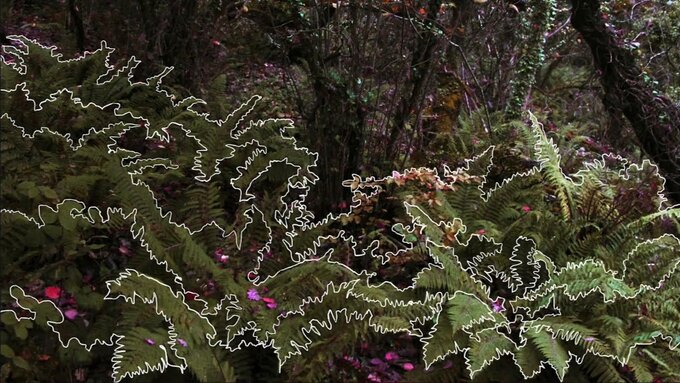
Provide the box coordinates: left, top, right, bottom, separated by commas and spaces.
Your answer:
1, 36, 678, 383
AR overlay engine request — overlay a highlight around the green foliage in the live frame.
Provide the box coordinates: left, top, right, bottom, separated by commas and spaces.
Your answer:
337, 111, 679, 381
506, 0, 557, 118
1, 36, 678, 383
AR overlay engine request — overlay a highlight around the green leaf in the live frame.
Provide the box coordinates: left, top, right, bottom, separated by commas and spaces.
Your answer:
43, 225, 62, 239
24, 225, 47, 247
39, 186, 59, 200
58, 208, 77, 231
38, 206, 58, 225
111, 327, 171, 382
526, 326, 571, 380
405, 233, 418, 243
0, 345, 14, 358
467, 328, 515, 378
14, 325, 28, 340
446, 292, 495, 332
12, 356, 30, 370
514, 338, 544, 378
17, 181, 39, 199
0, 312, 18, 326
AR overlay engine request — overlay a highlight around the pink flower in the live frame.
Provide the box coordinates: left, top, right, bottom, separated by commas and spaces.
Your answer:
247, 289, 261, 301
402, 362, 415, 371
492, 298, 504, 313
521, 204, 532, 213
44, 286, 62, 300
338, 201, 348, 210
476, 229, 486, 235
262, 297, 277, 309
385, 351, 399, 361
145, 338, 156, 346
367, 373, 381, 382
177, 338, 188, 348
118, 245, 131, 256
370, 358, 384, 365
211, 39, 221, 46
64, 308, 79, 321
342, 355, 359, 369
584, 337, 595, 342
214, 248, 229, 264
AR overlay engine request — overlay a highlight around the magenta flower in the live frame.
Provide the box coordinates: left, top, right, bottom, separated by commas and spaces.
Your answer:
370, 358, 384, 366
145, 338, 156, 346
214, 248, 229, 264
262, 297, 277, 309
521, 204, 532, 213
64, 308, 79, 321
44, 286, 62, 300
247, 288, 261, 301
177, 338, 188, 348
492, 298, 504, 313
367, 373, 382, 382
119, 239, 132, 256
385, 351, 399, 361
402, 362, 415, 371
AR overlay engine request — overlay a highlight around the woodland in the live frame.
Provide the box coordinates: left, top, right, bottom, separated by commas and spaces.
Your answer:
0, 0, 679, 382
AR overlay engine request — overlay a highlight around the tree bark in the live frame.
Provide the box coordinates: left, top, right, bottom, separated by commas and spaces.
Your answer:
569, 0, 680, 203
68, 0, 85, 53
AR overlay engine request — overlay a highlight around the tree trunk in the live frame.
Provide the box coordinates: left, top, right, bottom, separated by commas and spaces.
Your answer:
68, 0, 85, 53
569, 0, 680, 203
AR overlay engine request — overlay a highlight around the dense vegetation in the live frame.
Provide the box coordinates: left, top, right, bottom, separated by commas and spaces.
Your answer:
1, 1, 679, 382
